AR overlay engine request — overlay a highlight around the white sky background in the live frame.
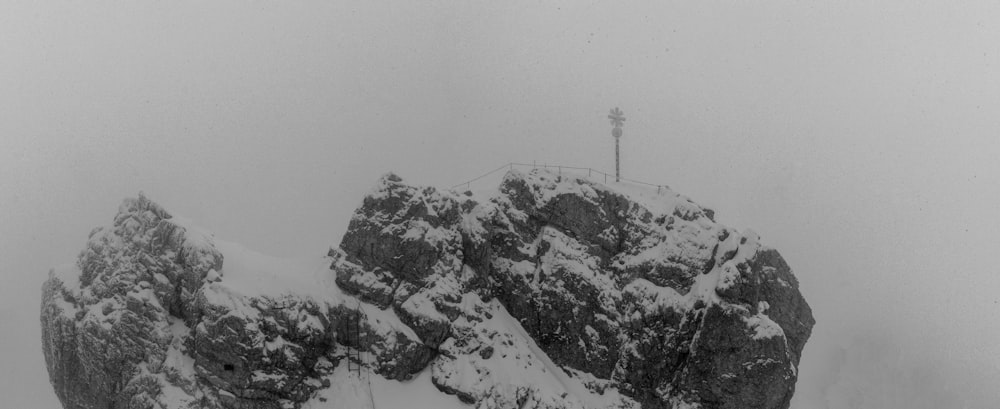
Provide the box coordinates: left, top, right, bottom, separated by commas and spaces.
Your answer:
3, 1, 1000, 408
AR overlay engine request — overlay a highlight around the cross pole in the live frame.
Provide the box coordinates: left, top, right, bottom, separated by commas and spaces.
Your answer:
608, 107, 625, 182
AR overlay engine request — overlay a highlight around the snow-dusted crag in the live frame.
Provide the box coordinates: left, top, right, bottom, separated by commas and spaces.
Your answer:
41, 169, 813, 409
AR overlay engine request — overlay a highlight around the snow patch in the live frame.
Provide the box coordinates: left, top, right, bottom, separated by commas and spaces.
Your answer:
743, 312, 785, 340
303, 363, 473, 409
212, 239, 335, 302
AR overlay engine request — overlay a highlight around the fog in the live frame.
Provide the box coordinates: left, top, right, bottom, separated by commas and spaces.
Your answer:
3, 1, 999, 408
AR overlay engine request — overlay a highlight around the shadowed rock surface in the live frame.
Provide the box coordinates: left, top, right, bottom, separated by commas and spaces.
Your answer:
41, 169, 813, 409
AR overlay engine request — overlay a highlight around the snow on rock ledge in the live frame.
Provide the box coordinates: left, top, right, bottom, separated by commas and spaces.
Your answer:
41, 169, 813, 409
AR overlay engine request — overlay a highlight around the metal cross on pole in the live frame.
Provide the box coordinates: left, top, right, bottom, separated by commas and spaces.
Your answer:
608, 107, 625, 182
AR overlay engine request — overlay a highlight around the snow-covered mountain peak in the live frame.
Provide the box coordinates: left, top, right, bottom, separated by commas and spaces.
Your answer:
42, 172, 813, 409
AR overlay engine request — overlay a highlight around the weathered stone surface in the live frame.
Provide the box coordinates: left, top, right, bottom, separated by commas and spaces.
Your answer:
478, 171, 814, 409
42, 170, 813, 409
41, 194, 340, 409
330, 170, 813, 409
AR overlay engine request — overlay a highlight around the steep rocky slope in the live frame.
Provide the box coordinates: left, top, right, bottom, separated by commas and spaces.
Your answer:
41, 169, 813, 409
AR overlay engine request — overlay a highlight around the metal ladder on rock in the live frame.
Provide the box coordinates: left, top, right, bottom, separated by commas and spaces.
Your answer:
346, 304, 363, 375
346, 301, 376, 408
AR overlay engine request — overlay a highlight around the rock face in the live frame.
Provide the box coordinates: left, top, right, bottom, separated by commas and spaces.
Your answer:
41, 170, 814, 409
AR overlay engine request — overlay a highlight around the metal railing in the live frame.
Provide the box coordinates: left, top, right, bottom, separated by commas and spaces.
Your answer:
449, 162, 670, 193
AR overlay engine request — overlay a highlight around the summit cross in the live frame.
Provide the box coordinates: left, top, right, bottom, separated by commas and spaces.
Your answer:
608, 107, 625, 182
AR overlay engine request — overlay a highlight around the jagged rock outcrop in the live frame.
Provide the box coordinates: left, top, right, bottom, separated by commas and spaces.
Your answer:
41, 169, 813, 409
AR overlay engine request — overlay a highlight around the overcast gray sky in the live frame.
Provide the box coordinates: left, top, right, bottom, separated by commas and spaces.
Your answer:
3, 1, 1000, 408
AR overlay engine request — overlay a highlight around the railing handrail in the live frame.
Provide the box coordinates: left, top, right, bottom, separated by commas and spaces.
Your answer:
449, 162, 669, 193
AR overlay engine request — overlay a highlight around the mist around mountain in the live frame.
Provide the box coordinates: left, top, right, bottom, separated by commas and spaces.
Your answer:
7, 2, 1000, 408
21, 163, 1000, 409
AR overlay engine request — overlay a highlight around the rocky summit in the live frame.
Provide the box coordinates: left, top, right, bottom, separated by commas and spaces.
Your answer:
41, 169, 814, 409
